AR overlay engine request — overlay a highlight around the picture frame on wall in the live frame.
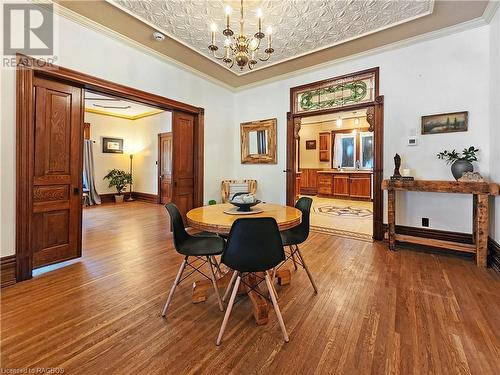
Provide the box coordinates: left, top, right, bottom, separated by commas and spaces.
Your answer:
102, 137, 124, 153
421, 111, 468, 135
305, 140, 316, 150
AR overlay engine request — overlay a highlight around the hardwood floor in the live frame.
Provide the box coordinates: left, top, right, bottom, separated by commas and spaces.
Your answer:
1, 202, 499, 374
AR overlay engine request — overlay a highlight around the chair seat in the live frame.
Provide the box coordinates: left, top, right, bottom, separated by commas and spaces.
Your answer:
180, 235, 225, 256
280, 227, 306, 247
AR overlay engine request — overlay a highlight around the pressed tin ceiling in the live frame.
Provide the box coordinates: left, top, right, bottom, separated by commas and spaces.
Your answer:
55, 1, 490, 87
107, 0, 435, 76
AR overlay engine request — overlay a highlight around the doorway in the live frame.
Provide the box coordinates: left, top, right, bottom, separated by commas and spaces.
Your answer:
15, 54, 204, 281
286, 68, 384, 241
158, 132, 173, 204
297, 109, 374, 240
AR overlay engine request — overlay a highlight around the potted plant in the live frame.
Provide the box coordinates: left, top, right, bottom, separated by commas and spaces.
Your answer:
103, 169, 133, 203
437, 146, 479, 180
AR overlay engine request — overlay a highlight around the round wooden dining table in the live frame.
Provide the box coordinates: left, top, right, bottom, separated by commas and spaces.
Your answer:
186, 202, 302, 325
186, 203, 301, 235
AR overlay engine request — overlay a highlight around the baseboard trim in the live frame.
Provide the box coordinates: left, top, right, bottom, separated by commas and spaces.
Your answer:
383, 224, 499, 271
132, 192, 159, 204
1, 255, 16, 288
488, 237, 500, 272
97, 192, 159, 204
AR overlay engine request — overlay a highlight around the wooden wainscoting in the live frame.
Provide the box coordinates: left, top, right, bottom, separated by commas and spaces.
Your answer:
383, 224, 500, 271
1, 255, 16, 288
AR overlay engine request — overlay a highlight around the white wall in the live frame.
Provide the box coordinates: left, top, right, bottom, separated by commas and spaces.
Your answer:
84, 111, 171, 195
133, 112, 172, 194
233, 26, 491, 234
490, 7, 500, 242
85, 113, 135, 194
0, 9, 235, 257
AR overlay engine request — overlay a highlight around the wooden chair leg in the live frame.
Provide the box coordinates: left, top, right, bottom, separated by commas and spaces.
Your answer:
296, 247, 318, 294
208, 256, 224, 311
162, 257, 188, 317
267, 270, 278, 300
216, 274, 241, 346
290, 246, 298, 270
223, 270, 238, 302
264, 274, 289, 343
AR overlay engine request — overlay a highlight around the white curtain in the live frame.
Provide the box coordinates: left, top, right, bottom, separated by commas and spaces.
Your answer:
83, 140, 101, 205
333, 135, 343, 168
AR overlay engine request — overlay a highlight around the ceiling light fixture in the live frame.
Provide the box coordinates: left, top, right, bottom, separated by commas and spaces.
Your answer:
208, 0, 274, 70
93, 104, 132, 110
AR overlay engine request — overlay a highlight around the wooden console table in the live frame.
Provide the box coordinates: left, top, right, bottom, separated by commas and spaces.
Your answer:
382, 179, 499, 267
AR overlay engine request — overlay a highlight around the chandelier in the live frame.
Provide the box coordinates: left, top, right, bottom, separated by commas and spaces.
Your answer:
208, 0, 274, 70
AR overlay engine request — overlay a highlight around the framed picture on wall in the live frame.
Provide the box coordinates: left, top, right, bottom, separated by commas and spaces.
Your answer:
102, 137, 124, 153
421, 111, 468, 135
305, 140, 316, 150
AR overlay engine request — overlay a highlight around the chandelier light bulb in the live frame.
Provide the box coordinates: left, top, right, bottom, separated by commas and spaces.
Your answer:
267, 26, 273, 34
225, 5, 232, 15
354, 117, 360, 125
211, 23, 217, 32
249, 39, 258, 50
257, 8, 263, 18
336, 118, 343, 127
224, 38, 231, 47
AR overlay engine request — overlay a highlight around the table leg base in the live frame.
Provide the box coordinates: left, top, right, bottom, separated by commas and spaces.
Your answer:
192, 271, 233, 304
276, 269, 291, 286
191, 269, 291, 325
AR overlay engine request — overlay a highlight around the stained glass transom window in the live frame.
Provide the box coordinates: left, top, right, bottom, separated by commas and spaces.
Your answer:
293, 71, 376, 114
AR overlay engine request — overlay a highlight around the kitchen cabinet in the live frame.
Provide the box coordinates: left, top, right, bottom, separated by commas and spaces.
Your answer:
317, 171, 372, 200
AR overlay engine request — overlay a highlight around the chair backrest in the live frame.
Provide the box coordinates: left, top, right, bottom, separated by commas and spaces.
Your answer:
294, 197, 313, 242
221, 180, 257, 203
164, 203, 190, 252
222, 218, 285, 273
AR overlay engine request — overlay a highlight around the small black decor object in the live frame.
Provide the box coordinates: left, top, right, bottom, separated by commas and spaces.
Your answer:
392, 153, 402, 177
437, 146, 478, 180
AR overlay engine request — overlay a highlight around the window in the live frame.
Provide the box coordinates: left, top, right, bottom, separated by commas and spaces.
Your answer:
340, 135, 355, 168
360, 132, 373, 169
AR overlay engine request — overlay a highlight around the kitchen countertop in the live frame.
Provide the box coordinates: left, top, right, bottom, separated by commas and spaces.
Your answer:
317, 170, 373, 174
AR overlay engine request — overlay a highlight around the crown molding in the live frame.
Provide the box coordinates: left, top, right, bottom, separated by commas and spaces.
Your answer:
234, 16, 489, 92
482, 0, 500, 23
34, 0, 494, 93
36, 0, 237, 92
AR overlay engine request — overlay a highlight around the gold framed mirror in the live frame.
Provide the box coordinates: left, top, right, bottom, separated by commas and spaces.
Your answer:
240, 118, 277, 164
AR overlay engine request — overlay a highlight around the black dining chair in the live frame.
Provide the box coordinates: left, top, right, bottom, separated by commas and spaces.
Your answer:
161, 203, 225, 318
277, 196, 318, 293
216, 218, 289, 345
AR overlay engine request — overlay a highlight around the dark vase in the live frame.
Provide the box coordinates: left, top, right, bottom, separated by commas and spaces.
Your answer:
451, 160, 473, 180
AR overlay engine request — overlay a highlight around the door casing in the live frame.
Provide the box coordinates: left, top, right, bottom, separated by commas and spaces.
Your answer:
16, 54, 204, 281
286, 67, 384, 241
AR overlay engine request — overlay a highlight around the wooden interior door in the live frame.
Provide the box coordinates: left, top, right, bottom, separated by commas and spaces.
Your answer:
32, 76, 83, 268
172, 112, 195, 219
158, 132, 173, 204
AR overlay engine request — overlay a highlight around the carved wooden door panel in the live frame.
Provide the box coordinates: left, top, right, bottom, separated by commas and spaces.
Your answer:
172, 112, 194, 220
32, 76, 83, 268
159, 132, 173, 204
